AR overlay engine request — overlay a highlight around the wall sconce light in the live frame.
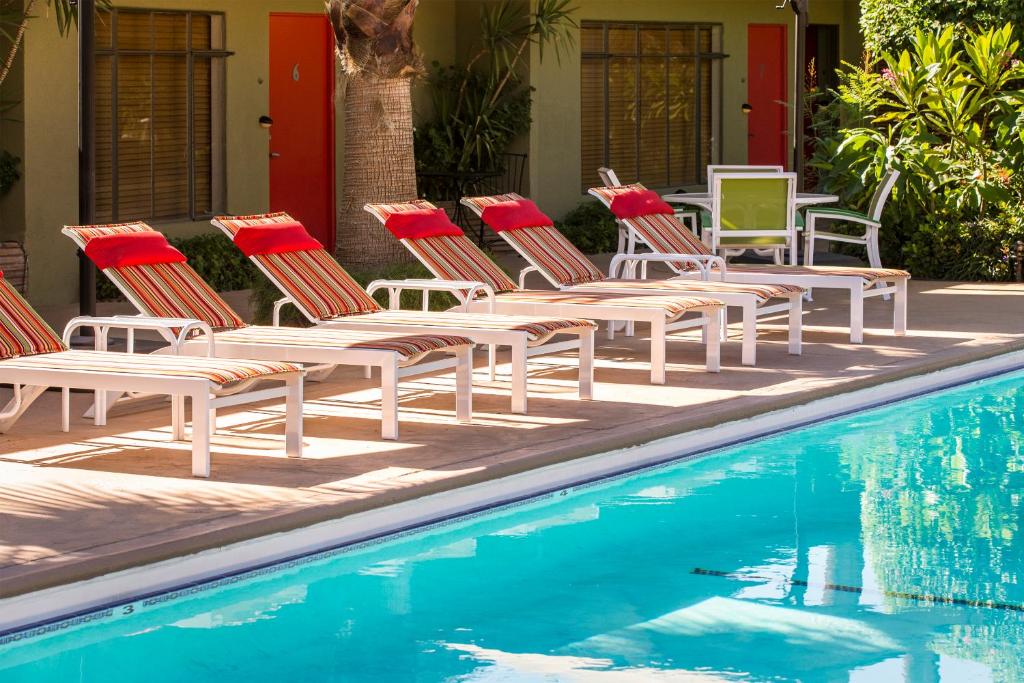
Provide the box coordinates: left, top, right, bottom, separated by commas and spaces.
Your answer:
741, 103, 753, 115
259, 115, 274, 128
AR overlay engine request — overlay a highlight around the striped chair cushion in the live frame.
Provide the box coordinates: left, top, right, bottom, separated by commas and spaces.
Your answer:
65, 223, 246, 330
214, 326, 470, 361
463, 193, 604, 287
1, 350, 298, 385
365, 201, 520, 294
351, 310, 596, 343
494, 290, 723, 319
582, 279, 804, 304
215, 213, 383, 321
0, 279, 67, 359
728, 264, 910, 283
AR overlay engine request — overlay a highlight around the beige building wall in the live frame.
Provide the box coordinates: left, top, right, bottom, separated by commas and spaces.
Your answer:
7, 0, 455, 307
528, 0, 859, 217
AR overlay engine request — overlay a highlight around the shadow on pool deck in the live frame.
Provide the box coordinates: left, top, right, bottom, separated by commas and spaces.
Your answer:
2, 279, 1024, 598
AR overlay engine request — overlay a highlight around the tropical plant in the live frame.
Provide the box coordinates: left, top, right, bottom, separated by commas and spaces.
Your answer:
860, 0, 1024, 56
809, 24, 1024, 279
0, 0, 109, 86
413, 0, 575, 176
327, 0, 421, 269
556, 200, 618, 254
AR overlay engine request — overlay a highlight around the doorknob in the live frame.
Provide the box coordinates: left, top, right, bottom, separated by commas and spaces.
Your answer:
270, 152, 281, 158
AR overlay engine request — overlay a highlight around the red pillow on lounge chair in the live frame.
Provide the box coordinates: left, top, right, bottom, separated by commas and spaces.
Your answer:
84, 232, 188, 270
608, 189, 675, 219
479, 199, 554, 232
232, 221, 324, 256
383, 208, 464, 240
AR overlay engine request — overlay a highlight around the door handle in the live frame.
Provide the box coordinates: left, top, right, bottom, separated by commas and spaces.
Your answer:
270, 152, 282, 158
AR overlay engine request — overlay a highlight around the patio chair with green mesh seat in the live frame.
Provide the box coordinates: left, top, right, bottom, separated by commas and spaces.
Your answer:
708, 172, 800, 265
803, 170, 900, 274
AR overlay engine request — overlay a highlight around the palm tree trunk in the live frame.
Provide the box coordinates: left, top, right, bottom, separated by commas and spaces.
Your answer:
336, 74, 417, 267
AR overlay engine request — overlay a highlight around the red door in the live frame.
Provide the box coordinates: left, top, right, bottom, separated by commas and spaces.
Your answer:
269, 13, 335, 249
747, 24, 789, 168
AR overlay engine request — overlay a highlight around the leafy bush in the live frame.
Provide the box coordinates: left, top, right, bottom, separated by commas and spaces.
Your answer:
96, 232, 258, 301
556, 201, 619, 254
251, 261, 462, 326
860, 0, 1024, 55
810, 24, 1024, 280
0, 150, 20, 196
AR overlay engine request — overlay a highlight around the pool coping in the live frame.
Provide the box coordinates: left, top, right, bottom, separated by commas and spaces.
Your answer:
3, 345, 1023, 636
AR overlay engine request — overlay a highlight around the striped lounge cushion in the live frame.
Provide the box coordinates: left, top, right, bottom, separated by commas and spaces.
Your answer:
365, 200, 520, 294
0, 279, 67, 359
494, 290, 723, 319
349, 310, 596, 343
215, 213, 383, 321
728, 264, 911, 283
213, 326, 471, 361
581, 279, 804, 304
0, 350, 298, 385
464, 194, 605, 287
65, 223, 246, 330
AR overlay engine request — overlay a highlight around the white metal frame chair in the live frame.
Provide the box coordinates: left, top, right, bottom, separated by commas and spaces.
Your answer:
210, 213, 596, 415
708, 172, 800, 265
598, 167, 698, 246
804, 170, 900, 270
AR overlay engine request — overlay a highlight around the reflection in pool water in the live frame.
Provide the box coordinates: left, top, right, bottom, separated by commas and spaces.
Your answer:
2, 371, 1023, 682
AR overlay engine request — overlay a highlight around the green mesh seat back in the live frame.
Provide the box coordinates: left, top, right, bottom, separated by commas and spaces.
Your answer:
718, 177, 790, 247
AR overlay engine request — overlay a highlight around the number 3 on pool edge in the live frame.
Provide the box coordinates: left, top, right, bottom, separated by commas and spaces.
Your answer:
122, 604, 135, 615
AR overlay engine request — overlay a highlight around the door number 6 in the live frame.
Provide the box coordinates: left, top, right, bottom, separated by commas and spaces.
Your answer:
292, 64, 300, 82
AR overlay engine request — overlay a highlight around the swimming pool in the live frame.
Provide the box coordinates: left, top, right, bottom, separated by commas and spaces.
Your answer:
2, 369, 1022, 682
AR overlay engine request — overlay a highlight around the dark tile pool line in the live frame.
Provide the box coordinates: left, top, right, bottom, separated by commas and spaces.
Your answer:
3, 361, 1022, 644
692, 568, 1024, 612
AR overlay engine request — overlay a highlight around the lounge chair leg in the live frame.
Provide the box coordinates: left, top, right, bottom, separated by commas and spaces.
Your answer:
741, 303, 757, 366
706, 310, 721, 373
650, 316, 667, 384
789, 294, 803, 356
455, 347, 473, 424
363, 366, 372, 379
94, 387, 106, 427
579, 329, 594, 400
61, 387, 70, 432
488, 344, 497, 381
894, 279, 908, 336
190, 392, 211, 478
172, 395, 185, 441
606, 320, 615, 341
381, 360, 399, 440
626, 320, 635, 337
511, 339, 528, 414
721, 309, 729, 342
285, 374, 303, 458
850, 285, 865, 344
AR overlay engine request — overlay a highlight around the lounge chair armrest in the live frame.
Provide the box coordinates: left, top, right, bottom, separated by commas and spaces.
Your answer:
62, 315, 216, 356
609, 253, 727, 281
366, 279, 496, 314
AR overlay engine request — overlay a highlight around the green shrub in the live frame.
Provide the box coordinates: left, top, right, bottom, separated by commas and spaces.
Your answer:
250, 260, 463, 326
96, 232, 258, 301
0, 150, 20, 196
860, 0, 1024, 55
810, 24, 1024, 280
556, 200, 618, 254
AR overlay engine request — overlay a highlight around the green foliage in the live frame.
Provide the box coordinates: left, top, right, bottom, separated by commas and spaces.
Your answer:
860, 0, 1024, 56
250, 261, 461, 326
0, 149, 18, 195
96, 233, 258, 301
555, 200, 618, 254
413, 0, 575, 176
810, 24, 1024, 280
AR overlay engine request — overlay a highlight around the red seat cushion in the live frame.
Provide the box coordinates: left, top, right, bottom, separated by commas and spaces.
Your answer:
384, 208, 464, 240
232, 221, 323, 256
609, 189, 675, 219
83, 232, 188, 270
480, 199, 554, 232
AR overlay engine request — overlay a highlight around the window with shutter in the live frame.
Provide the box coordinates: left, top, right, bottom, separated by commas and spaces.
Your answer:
581, 22, 724, 192
95, 9, 228, 223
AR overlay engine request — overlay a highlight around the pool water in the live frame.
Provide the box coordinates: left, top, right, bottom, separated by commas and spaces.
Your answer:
3, 371, 1023, 682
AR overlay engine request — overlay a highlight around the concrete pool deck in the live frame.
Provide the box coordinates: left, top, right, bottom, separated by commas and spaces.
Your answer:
2, 278, 1024, 600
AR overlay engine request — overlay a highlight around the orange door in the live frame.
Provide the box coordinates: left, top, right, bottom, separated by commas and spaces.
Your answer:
269, 13, 335, 249
747, 24, 789, 168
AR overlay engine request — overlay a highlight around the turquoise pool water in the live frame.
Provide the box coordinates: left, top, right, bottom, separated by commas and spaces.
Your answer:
3, 371, 1023, 682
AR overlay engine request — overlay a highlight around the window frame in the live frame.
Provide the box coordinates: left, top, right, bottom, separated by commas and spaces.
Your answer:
95, 7, 231, 222
580, 20, 726, 191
